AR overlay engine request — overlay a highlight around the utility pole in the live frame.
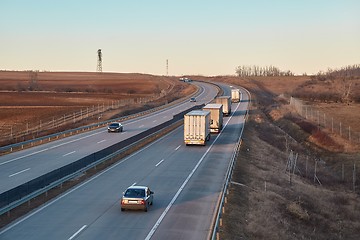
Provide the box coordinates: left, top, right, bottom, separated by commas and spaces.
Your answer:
166, 59, 169, 76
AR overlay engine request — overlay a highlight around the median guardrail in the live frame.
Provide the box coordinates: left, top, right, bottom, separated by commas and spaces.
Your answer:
0, 104, 205, 216
0, 85, 201, 155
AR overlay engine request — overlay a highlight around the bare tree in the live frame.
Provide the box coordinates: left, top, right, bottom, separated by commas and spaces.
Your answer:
340, 79, 353, 105
29, 71, 39, 91
235, 65, 294, 77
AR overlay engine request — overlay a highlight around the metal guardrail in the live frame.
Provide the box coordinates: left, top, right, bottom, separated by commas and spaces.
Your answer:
0, 86, 201, 154
210, 86, 251, 240
0, 104, 205, 216
0, 80, 226, 226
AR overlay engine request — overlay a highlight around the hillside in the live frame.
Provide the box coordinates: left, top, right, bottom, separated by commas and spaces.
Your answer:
190, 75, 360, 239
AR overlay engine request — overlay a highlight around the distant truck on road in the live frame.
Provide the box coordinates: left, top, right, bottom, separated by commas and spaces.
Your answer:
203, 103, 223, 133
214, 96, 231, 116
231, 89, 241, 103
184, 110, 211, 146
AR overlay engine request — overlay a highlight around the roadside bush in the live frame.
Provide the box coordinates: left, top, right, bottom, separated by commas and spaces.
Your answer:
312, 130, 344, 151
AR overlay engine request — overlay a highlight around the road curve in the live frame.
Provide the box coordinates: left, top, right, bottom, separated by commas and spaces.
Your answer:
0, 83, 250, 240
0, 82, 217, 194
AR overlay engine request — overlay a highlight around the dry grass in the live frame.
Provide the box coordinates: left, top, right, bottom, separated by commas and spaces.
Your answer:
220, 110, 360, 240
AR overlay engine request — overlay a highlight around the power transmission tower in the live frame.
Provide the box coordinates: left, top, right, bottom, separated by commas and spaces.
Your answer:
97, 49, 102, 72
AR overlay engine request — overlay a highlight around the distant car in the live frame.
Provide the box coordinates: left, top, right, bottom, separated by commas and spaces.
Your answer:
190, 97, 196, 102
107, 122, 123, 132
121, 186, 154, 212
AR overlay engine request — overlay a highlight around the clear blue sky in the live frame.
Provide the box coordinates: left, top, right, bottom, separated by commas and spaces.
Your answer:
1, 0, 359, 75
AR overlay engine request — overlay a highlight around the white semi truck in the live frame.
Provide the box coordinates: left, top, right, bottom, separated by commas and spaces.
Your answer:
231, 89, 241, 103
203, 103, 223, 133
184, 110, 211, 145
214, 96, 231, 116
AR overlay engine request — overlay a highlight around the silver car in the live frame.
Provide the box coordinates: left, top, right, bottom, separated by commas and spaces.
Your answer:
121, 186, 154, 212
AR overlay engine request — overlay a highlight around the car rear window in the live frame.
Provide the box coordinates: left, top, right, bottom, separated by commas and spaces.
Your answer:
124, 189, 145, 198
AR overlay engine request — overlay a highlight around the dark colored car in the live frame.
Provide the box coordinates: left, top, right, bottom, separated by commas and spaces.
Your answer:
107, 122, 123, 132
121, 186, 154, 212
190, 97, 196, 102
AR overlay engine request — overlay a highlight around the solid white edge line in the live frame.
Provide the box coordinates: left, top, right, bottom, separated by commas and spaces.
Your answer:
144, 102, 241, 240
0, 83, 214, 236
0, 128, 170, 236
9, 168, 31, 177
155, 159, 164, 167
68, 225, 87, 240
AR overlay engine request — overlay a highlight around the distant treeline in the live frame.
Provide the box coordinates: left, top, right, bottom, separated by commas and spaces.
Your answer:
314, 64, 360, 80
235, 65, 294, 77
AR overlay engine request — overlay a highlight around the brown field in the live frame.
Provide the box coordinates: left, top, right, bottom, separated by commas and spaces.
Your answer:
0, 71, 196, 145
0, 71, 170, 93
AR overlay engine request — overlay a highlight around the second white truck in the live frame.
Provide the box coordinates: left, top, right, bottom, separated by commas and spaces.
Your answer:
214, 96, 231, 116
203, 103, 223, 133
184, 110, 211, 146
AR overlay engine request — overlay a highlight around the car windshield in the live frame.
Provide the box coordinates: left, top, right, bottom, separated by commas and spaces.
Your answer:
110, 123, 119, 127
124, 189, 145, 198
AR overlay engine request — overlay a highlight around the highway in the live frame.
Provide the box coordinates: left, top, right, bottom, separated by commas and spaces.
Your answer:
0, 82, 249, 239
0, 82, 216, 194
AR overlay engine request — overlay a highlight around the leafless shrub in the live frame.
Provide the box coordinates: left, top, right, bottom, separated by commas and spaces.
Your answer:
312, 130, 344, 151
286, 201, 310, 221
332, 194, 350, 206
17, 82, 26, 92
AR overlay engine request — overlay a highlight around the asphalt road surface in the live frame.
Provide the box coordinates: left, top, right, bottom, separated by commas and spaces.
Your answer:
0, 83, 249, 240
0, 82, 217, 194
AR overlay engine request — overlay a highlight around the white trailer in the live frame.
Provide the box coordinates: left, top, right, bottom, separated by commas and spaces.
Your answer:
214, 96, 231, 116
231, 89, 241, 103
184, 110, 211, 146
203, 103, 223, 133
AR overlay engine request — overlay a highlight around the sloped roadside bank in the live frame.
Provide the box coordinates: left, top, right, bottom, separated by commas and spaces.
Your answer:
219, 102, 360, 240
